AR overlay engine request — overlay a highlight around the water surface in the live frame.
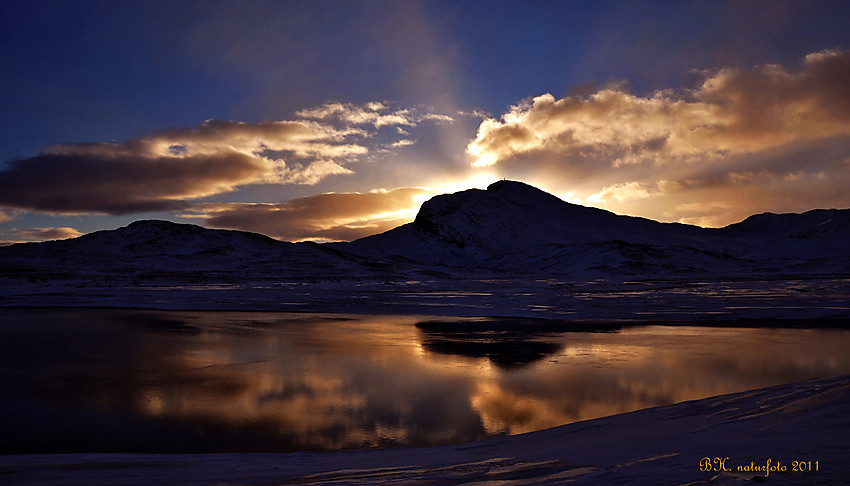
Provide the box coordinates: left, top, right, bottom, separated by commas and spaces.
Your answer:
2, 308, 849, 453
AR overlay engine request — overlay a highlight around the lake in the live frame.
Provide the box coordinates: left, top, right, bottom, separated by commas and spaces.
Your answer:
2, 308, 849, 453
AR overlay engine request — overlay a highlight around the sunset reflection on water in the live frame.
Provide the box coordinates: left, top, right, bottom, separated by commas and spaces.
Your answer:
2, 309, 850, 453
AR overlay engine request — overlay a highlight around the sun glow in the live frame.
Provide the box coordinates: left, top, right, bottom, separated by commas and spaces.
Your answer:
414, 173, 583, 212
425, 172, 501, 196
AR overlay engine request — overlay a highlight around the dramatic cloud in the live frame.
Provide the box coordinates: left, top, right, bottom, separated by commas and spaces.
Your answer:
0, 102, 452, 216
0, 150, 274, 214
587, 182, 652, 204
467, 49, 850, 225
0, 209, 19, 223
0, 226, 82, 246
18, 227, 82, 240
297, 101, 453, 128
198, 187, 429, 242
469, 49, 850, 167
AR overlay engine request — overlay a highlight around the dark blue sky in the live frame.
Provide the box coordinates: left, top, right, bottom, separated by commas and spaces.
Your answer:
2, 0, 850, 241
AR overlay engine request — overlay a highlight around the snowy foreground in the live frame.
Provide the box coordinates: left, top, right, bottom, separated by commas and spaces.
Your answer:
2, 374, 847, 485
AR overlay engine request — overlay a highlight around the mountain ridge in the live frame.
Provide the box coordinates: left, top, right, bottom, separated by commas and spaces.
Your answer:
3, 180, 850, 277
2, 180, 848, 319
339, 180, 850, 272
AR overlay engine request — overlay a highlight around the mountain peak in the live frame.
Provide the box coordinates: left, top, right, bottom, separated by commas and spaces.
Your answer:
396, 180, 637, 259
486, 180, 601, 217
486, 179, 533, 192
124, 219, 204, 232
62, 218, 287, 259
487, 179, 563, 202
90, 219, 209, 242
127, 219, 184, 228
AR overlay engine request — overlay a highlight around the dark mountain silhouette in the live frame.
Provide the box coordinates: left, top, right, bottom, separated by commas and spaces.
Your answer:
0, 219, 387, 287
2, 180, 849, 318
2, 180, 849, 292
338, 180, 850, 275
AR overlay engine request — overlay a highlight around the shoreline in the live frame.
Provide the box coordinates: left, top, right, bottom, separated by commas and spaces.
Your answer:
3, 304, 850, 331
3, 271, 849, 322
2, 374, 848, 485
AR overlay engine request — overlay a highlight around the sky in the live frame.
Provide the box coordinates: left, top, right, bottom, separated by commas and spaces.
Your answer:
2, 0, 850, 244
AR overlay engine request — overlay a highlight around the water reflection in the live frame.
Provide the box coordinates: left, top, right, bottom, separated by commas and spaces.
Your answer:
2, 309, 850, 453
416, 318, 625, 368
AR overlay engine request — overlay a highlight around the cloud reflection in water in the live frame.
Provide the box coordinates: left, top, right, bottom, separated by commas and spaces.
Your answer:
2, 309, 850, 453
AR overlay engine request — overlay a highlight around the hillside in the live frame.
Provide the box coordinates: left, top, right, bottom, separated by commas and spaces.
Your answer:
338, 180, 850, 275
0, 219, 388, 289
1, 181, 848, 318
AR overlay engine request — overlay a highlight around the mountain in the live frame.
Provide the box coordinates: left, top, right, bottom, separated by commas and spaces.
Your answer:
2, 181, 848, 317
4, 181, 850, 279
4, 181, 850, 280
0, 219, 389, 288
719, 209, 850, 259
337, 180, 850, 275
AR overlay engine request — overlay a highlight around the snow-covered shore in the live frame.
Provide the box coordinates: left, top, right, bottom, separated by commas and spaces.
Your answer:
3, 271, 850, 321
3, 374, 848, 485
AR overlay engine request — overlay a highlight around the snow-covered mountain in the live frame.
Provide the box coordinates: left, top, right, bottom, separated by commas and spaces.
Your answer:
3, 180, 850, 281
0, 219, 388, 288
719, 208, 850, 259
1, 180, 848, 317
338, 180, 850, 275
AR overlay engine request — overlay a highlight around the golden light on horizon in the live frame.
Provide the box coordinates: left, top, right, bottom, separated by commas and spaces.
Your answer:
425, 171, 500, 194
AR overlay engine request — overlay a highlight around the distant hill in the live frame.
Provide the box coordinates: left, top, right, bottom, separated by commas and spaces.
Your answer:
0, 219, 385, 287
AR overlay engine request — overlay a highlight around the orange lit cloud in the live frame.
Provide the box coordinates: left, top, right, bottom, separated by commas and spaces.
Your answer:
0, 209, 20, 223
0, 102, 452, 216
468, 49, 850, 167
297, 101, 453, 128
0, 226, 83, 246
467, 49, 850, 225
198, 187, 429, 241
17, 226, 82, 240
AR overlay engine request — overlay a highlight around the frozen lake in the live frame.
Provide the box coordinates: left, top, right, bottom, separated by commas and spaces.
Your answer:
2, 308, 850, 453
